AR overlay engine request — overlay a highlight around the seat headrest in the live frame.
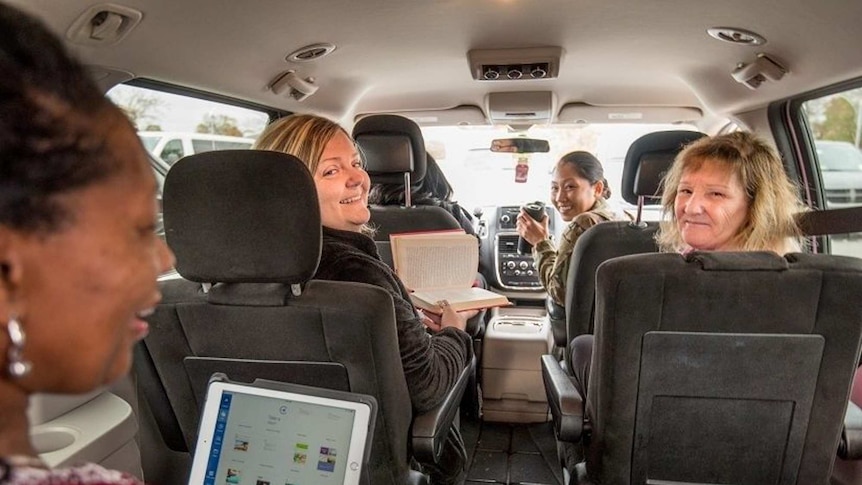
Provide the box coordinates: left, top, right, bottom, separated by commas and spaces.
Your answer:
163, 150, 321, 284
621, 130, 706, 205
353, 114, 427, 184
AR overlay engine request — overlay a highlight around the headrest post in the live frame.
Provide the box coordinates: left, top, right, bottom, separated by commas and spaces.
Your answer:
403, 172, 412, 207
291, 283, 302, 297
636, 196, 644, 224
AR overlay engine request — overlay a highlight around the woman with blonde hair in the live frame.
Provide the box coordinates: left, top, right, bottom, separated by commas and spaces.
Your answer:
657, 131, 804, 255
567, 132, 806, 452
255, 114, 474, 484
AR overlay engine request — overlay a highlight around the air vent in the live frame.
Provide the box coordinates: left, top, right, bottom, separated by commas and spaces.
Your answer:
481, 63, 551, 81
707, 27, 766, 46
286, 43, 337, 62
468, 47, 563, 81
498, 235, 519, 254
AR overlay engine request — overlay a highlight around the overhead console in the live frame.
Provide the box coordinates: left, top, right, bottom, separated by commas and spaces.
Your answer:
486, 91, 554, 127
468, 47, 563, 82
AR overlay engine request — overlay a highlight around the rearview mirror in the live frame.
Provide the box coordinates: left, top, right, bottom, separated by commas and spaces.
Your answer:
490, 138, 550, 153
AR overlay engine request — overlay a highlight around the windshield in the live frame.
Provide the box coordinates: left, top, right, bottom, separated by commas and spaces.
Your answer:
816, 141, 862, 171
421, 124, 698, 213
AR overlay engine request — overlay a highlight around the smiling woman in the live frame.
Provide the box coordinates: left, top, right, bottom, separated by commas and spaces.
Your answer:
0, 2, 173, 482
657, 131, 805, 254
254, 113, 476, 484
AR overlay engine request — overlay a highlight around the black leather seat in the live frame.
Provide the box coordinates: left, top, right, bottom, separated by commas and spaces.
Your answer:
353, 114, 462, 268
554, 130, 706, 369
543, 251, 862, 484
134, 150, 471, 485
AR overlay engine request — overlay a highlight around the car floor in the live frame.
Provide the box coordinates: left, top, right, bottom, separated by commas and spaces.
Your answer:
459, 415, 563, 485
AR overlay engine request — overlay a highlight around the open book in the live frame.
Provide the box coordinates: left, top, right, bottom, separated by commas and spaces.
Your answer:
390, 230, 511, 313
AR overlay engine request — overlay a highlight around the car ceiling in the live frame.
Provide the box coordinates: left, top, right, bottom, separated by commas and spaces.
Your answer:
10, 0, 862, 127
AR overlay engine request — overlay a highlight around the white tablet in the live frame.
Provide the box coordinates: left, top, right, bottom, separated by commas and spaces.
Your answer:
187, 377, 375, 485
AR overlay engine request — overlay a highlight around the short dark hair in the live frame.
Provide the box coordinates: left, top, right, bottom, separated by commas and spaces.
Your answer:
0, 3, 124, 233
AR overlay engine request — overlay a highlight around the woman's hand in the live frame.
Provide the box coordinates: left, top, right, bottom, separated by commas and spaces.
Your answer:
420, 300, 478, 332
516, 209, 549, 245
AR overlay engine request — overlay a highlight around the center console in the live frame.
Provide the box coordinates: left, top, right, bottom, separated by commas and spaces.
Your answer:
481, 307, 552, 423
493, 206, 554, 290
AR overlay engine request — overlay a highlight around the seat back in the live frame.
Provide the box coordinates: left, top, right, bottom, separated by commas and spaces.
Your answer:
585, 251, 862, 484
558, 130, 706, 355
354, 114, 461, 267
135, 150, 412, 485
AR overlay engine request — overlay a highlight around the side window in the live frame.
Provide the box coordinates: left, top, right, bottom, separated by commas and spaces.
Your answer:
106, 83, 270, 273
160, 139, 184, 164
801, 86, 862, 257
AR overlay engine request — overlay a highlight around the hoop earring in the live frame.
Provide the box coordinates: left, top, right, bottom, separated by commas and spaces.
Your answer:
6, 315, 31, 379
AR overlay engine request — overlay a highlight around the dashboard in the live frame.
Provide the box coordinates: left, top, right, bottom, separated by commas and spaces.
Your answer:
477, 205, 556, 296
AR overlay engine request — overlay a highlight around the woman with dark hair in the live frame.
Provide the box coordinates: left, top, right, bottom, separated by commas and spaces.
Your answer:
369, 156, 477, 236
516, 151, 625, 305
0, 3, 174, 482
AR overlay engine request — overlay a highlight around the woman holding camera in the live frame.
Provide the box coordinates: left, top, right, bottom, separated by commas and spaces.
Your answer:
516, 151, 625, 306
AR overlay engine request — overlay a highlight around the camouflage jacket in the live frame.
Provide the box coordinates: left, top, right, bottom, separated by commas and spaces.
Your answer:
533, 198, 625, 305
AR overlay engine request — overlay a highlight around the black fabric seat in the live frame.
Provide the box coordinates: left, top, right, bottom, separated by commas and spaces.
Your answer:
542, 251, 862, 484
135, 150, 471, 485
554, 130, 706, 368
354, 114, 486, 339
353, 114, 462, 268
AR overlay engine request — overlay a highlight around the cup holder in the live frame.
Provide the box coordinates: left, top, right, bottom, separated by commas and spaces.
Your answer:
30, 427, 77, 454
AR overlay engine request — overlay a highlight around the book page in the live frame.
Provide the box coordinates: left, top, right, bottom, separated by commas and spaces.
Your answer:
410, 287, 510, 313
391, 232, 478, 290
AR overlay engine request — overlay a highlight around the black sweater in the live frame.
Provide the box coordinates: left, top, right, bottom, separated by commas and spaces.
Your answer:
315, 226, 473, 413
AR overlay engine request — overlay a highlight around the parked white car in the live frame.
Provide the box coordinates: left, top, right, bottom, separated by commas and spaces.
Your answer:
139, 131, 255, 165
815, 140, 862, 208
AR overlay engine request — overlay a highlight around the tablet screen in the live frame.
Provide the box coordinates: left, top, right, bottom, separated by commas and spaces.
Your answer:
188, 382, 371, 485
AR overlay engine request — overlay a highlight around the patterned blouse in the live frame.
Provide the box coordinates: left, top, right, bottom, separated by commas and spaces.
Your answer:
0, 461, 145, 485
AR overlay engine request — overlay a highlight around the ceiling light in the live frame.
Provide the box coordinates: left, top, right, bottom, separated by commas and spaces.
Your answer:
707, 27, 766, 46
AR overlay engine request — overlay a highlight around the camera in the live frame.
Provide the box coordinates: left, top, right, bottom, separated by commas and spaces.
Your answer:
518, 201, 545, 255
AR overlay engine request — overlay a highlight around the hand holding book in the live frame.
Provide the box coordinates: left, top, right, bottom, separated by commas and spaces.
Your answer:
390, 230, 511, 313
419, 300, 479, 332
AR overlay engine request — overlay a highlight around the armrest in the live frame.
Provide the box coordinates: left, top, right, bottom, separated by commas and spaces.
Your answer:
411, 356, 476, 464
839, 401, 862, 460
541, 354, 584, 442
